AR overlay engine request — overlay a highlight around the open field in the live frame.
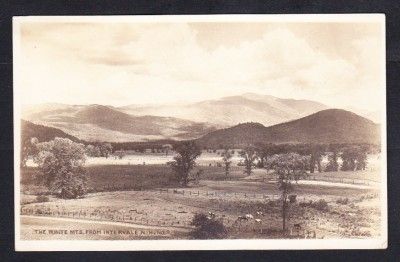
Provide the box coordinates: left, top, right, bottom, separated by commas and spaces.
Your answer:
21, 162, 380, 197
21, 165, 248, 196
20, 172, 381, 240
20, 157, 382, 240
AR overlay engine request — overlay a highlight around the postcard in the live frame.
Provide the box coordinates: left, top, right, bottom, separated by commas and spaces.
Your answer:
13, 14, 386, 251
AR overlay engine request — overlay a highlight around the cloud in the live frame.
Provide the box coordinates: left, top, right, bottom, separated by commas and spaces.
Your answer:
18, 22, 384, 111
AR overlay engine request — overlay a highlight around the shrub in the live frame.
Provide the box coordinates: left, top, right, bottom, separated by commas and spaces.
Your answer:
190, 213, 227, 239
299, 199, 329, 211
36, 195, 49, 203
289, 194, 297, 203
313, 199, 329, 211
336, 197, 349, 205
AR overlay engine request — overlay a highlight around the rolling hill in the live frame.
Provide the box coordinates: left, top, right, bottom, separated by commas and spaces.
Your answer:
21, 120, 81, 143
22, 104, 217, 142
119, 93, 329, 127
195, 109, 381, 148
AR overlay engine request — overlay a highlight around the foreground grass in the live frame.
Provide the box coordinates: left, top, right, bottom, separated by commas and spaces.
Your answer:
20, 179, 380, 240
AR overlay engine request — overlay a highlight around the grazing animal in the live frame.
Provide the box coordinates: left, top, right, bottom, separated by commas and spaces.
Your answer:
245, 214, 254, 219
256, 211, 263, 216
255, 219, 262, 223
237, 215, 248, 221
207, 212, 216, 220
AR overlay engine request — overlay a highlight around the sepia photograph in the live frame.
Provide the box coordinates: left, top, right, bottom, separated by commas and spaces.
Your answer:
13, 14, 386, 251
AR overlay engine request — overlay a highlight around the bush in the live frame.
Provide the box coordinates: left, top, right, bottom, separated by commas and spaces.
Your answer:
336, 197, 349, 205
190, 213, 227, 239
36, 195, 49, 203
289, 194, 297, 203
299, 199, 329, 211
312, 199, 329, 211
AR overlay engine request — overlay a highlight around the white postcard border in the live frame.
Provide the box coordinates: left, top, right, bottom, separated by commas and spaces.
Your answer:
13, 14, 387, 251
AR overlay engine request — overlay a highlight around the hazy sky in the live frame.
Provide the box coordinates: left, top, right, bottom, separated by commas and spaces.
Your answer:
17, 19, 384, 111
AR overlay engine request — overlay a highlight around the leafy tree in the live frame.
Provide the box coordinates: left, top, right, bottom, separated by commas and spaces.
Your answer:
162, 144, 172, 156
169, 141, 201, 186
239, 146, 258, 176
99, 143, 113, 158
305, 144, 325, 173
221, 148, 232, 179
325, 144, 340, 172
114, 150, 126, 159
21, 137, 39, 167
269, 153, 309, 231
34, 137, 87, 199
255, 143, 270, 168
341, 145, 368, 171
85, 144, 101, 157
190, 213, 227, 239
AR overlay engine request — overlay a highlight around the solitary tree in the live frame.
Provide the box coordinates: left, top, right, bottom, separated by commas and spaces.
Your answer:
221, 148, 232, 179
269, 153, 309, 232
239, 147, 258, 176
34, 137, 87, 199
169, 141, 201, 186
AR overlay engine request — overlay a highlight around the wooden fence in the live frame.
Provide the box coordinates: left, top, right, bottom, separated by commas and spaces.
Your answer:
156, 188, 281, 200
20, 205, 193, 228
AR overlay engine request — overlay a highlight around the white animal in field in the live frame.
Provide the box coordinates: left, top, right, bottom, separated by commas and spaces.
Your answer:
256, 211, 263, 216
207, 211, 216, 219
255, 219, 262, 223
245, 214, 254, 219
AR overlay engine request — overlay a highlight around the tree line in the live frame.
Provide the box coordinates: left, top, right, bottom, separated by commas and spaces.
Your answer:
21, 136, 378, 200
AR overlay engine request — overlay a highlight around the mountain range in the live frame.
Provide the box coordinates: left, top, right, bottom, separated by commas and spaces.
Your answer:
21, 93, 380, 145
22, 104, 217, 142
119, 92, 329, 127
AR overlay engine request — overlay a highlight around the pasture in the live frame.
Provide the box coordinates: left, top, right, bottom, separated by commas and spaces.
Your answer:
20, 162, 381, 240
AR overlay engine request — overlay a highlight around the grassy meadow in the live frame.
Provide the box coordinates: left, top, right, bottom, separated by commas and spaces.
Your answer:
20, 153, 382, 240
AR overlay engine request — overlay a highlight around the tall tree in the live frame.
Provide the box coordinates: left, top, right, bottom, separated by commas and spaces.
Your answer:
169, 141, 201, 186
309, 144, 325, 173
34, 137, 87, 199
239, 146, 258, 176
269, 153, 309, 232
341, 145, 368, 171
255, 143, 270, 168
325, 144, 340, 172
221, 148, 232, 179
